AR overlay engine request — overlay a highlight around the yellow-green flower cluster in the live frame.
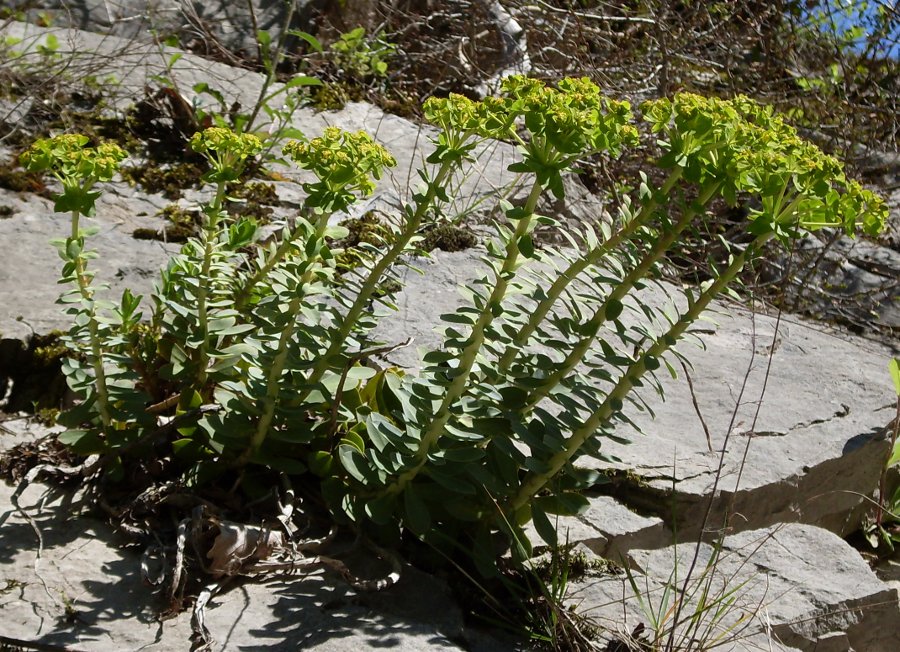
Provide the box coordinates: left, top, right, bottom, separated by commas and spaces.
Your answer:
283, 127, 396, 212
499, 76, 638, 157
190, 127, 263, 182
642, 93, 886, 239
190, 127, 263, 159
423, 94, 481, 134
423, 77, 639, 159
21, 134, 126, 185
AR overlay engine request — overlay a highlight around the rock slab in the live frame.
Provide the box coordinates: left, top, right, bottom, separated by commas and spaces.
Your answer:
568, 524, 900, 651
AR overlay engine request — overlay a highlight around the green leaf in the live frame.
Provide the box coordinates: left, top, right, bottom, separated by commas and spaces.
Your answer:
889, 358, 900, 396
346, 365, 377, 381
341, 429, 366, 453
308, 450, 334, 476
518, 234, 535, 258
536, 492, 590, 516
604, 298, 623, 321
250, 449, 307, 474
426, 465, 476, 494
441, 312, 475, 325
887, 443, 900, 469
531, 504, 558, 547
66, 238, 82, 260
365, 493, 397, 525
256, 29, 272, 50
193, 82, 225, 107
404, 485, 431, 535
57, 429, 102, 454
442, 447, 485, 463
338, 444, 372, 483
282, 75, 322, 90
287, 29, 323, 53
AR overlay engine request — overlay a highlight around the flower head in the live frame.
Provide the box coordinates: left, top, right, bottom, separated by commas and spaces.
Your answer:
190, 127, 263, 182
20, 134, 127, 215
283, 128, 396, 212
21, 134, 126, 184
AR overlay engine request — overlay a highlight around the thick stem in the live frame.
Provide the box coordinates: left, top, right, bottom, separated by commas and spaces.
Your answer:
497, 168, 683, 373
234, 218, 309, 311
245, 213, 332, 459
69, 210, 112, 431
507, 233, 773, 514
383, 179, 545, 496
522, 181, 720, 411
299, 159, 458, 400
193, 181, 228, 392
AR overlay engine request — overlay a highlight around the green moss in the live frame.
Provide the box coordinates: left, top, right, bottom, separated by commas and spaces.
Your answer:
132, 225, 194, 243
0, 160, 49, 195
333, 211, 393, 272
34, 406, 59, 426
308, 82, 363, 112
0, 205, 13, 218
420, 223, 477, 252
159, 203, 201, 229
225, 180, 277, 222
532, 548, 619, 582
31, 330, 69, 367
601, 468, 651, 490
120, 161, 206, 200
373, 278, 402, 299
131, 204, 200, 242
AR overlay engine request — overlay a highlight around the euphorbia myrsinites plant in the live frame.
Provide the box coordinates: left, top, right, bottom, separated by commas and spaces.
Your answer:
23, 77, 885, 572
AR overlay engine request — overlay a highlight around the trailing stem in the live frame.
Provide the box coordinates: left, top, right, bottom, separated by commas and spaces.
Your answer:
507, 232, 774, 514
69, 209, 112, 431
497, 168, 683, 374
193, 180, 228, 393
384, 179, 545, 496
299, 159, 458, 398
245, 213, 332, 459
522, 180, 721, 411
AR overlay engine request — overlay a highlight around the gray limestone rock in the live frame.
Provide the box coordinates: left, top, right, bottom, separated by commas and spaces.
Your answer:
0, 420, 506, 651
569, 524, 899, 652
8, 1, 319, 58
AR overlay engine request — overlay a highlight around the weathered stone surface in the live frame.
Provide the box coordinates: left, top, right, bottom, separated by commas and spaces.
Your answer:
570, 524, 899, 651
768, 231, 900, 341
0, 187, 177, 344
12, 1, 320, 57
524, 495, 669, 563
0, 421, 507, 651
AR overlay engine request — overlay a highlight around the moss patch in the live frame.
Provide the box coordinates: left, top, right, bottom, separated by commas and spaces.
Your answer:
225, 180, 278, 221
120, 161, 207, 200
132, 203, 202, 242
333, 211, 393, 272
0, 331, 71, 413
0, 160, 49, 196
420, 223, 477, 252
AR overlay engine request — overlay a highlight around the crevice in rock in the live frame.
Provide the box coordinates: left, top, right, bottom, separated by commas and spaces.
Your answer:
0, 333, 70, 414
